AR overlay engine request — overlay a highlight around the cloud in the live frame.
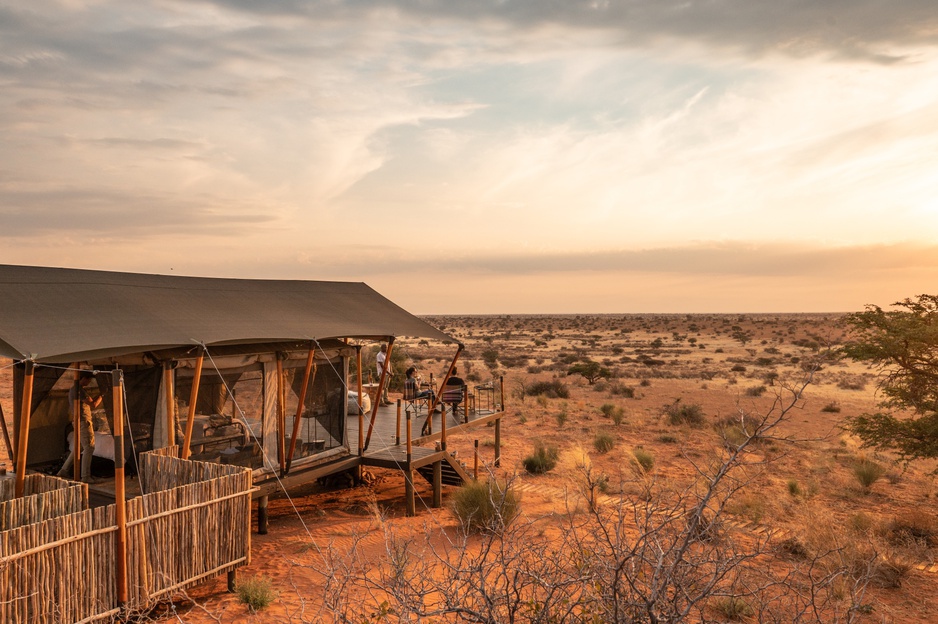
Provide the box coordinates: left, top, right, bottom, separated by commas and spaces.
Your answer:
201, 0, 938, 62
0, 187, 277, 238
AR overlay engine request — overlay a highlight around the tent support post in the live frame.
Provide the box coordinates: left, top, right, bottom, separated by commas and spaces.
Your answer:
363, 337, 394, 452
14, 361, 34, 498
163, 362, 176, 448
112, 369, 129, 609
286, 344, 316, 473
72, 370, 81, 482
181, 349, 204, 460
423, 344, 464, 434
0, 403, 13, 467
277, 357, 286, 476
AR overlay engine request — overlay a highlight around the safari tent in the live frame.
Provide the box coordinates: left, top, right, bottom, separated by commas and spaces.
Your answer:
0, 264, 485, 621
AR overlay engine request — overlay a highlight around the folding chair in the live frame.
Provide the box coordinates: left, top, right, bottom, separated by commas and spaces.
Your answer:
403, 378, 431, 417
441, 383, 466, 418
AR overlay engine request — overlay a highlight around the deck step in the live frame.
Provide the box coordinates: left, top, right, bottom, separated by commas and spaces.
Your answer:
415, 453, 472, 487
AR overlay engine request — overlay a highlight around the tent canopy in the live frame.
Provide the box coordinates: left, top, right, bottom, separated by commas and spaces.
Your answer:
0, 265, 455, 363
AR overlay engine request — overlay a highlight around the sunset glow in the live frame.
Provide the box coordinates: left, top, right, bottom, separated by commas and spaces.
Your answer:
2, 1, 938, 312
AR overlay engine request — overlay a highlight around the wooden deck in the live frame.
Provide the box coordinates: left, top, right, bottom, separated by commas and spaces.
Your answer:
86, 400, 503, 503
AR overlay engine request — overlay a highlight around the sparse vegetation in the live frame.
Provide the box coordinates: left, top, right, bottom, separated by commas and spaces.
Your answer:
237, 575, 278, 613
631, 447, 654, 473
663, 399, 705, 427
853, 457, 886, 489
527, 379, 570, 399
522, 441, 559, 474
593, 432, 615, 454
451, 478, 521, 533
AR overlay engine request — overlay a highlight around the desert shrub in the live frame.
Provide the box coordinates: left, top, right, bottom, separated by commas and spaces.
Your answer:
821, 401, 841, 413
883, 510, 938, 547
522, 442, 559, 474
730, 364, 747, 373
527, 380, 570, 399
663, 399, 705, 427
778, 536, 809, 559
451, 478, 521, 533
755, 357, 774, 366
610, 383, 635, 398
237, 576, 278, 613
632, 447, 655, 473
593, 432, 615, 454
838, 376, 867, 391
719, 423, 748, 449
555, 410, 568, 426
850, 512, 874, 534
639, 378, 651, 387
853, 457, 886, 489
657, 434, 678, 444
481, 348, 499, 368
712, 596, 753, 620
600, 403, 616, 417
787, 479, 802, 496
745, 385, 766, 397
725, 493, 765, 523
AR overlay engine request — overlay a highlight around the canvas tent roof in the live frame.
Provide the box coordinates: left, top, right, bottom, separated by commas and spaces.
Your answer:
0, 265, 455, 363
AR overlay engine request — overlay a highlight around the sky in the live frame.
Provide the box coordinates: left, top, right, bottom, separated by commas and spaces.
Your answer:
2, 1, 938, 314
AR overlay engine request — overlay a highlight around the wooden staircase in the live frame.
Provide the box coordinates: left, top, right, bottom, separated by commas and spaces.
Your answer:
416, 452, 472, 487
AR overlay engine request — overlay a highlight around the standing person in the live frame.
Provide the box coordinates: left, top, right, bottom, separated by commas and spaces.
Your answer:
57, 371, 101, 483
376, 344, 392, 406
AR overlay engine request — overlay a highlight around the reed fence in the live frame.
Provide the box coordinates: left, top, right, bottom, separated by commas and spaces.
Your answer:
0, 451, 252, 623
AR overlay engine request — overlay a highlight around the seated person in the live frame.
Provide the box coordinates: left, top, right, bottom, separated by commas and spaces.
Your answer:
404, 367, 436, 402
442, 368, 466, 412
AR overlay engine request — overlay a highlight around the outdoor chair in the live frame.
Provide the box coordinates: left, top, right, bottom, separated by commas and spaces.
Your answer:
441, 383, 466, 418
403, 378, 431, 417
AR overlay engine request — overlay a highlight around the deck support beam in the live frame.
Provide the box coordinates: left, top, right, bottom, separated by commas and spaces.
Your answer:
227, 570, 237, 593
257, 495, 269, 534
494, 418, 501, 468
432, 461, 442, 508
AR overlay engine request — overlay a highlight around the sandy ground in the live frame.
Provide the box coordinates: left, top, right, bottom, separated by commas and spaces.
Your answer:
3, 313, 938, 622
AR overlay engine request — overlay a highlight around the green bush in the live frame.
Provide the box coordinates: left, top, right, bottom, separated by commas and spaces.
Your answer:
451, 478, 521, 533
522, 442, 559, 474
663, 399, 705, 427
237, 576, 278, 613
853, 458, 885, 489
632, 447, 655, 473
593, 432, 615, 454
527, 380, 570, 399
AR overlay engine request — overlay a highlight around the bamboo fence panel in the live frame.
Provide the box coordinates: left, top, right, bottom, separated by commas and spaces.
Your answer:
0, 450, 252, 623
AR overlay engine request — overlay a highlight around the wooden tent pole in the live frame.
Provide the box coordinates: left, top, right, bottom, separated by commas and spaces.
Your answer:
286, 344, 316, 473
363, 337, 395, 451
356, 347, 363, 458
276, 357, 286, 475
111, 369, 129, 608
14, 361, 34, 498
163, 362, 176, 447
0, 403, 13, 466
423, 344, 463, 434
181, 349, 204, 460
72, 370, 81, 482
